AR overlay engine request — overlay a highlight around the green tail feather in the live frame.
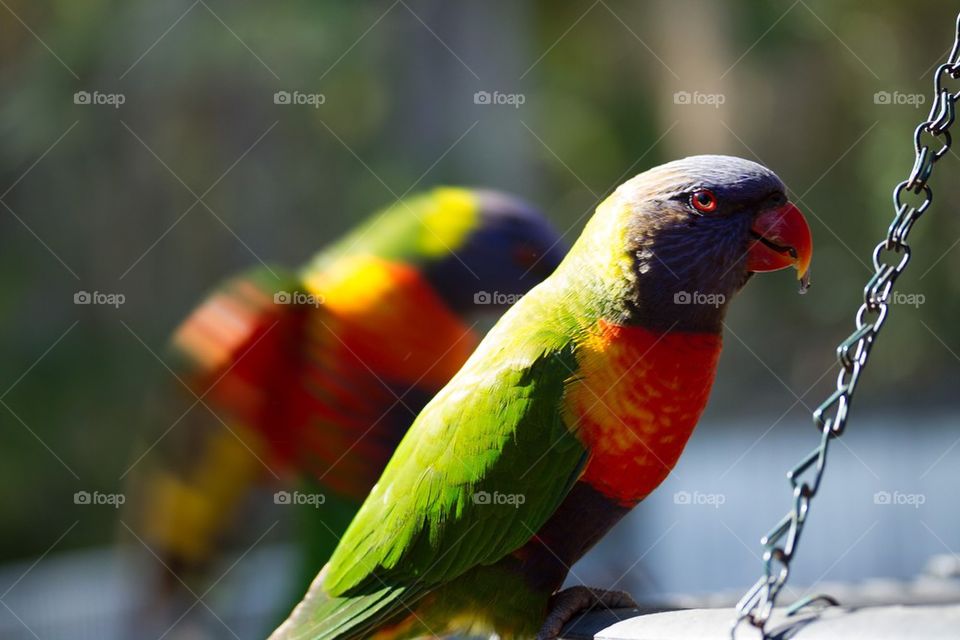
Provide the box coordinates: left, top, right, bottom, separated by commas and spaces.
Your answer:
271, 572, 421, 640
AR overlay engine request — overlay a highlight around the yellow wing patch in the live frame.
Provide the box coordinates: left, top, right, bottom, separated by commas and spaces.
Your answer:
306, 255, 399, 317
302, 254, 479, 390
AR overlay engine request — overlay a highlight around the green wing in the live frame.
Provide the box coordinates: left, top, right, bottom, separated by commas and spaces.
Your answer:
274, 298, 588, 639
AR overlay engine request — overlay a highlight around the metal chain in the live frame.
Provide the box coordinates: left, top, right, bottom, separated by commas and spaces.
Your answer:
732, 12, 960, 638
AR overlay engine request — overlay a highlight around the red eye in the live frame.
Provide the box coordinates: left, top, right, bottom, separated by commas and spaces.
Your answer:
512, 244, 541, 269
690, 189, 718, 213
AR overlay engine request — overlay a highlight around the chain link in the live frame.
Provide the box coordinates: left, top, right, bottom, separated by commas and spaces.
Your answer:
732, 12, 960, 638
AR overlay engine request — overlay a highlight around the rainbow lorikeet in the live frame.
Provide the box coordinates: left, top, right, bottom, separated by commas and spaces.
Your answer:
270, 156, 813, 640
131, 187, 565, 600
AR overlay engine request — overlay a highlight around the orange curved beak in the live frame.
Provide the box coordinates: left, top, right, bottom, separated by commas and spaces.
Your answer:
746, 202, 813, 288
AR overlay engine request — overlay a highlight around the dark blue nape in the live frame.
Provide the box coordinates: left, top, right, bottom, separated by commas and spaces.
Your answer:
422, 191, 566, 316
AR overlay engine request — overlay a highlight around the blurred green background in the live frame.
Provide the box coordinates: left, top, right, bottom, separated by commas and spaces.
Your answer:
2, 0, 960, 634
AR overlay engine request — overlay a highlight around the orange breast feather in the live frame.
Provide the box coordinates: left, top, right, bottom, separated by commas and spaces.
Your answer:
565, 320, 722, 506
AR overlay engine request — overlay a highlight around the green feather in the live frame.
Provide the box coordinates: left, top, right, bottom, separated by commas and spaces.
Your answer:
274, 581, 420, 640
273, 286, 590, 639
301, 187, 480, 277
274, 194, 644, 639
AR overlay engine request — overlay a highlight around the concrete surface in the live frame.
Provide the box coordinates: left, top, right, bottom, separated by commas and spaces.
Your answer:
560, 604, 960, 639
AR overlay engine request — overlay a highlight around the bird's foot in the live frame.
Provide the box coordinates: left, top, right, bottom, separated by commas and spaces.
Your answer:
535, 586, 637, 640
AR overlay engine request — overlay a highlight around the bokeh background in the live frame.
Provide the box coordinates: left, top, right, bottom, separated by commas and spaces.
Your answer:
3, 1, 960, 638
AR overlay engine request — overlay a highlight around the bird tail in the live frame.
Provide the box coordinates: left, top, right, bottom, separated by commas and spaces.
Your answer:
270, 566, 419, 640
129, 265, 303, 579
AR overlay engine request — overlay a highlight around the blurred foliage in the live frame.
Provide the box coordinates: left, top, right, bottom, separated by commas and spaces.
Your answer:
2, 0, 960, 562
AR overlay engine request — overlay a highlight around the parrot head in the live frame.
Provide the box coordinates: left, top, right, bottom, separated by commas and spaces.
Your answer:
419, 188, 567, 314
571, 154, 812, 331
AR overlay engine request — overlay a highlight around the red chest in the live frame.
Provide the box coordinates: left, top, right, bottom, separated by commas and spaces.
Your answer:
563, 320, 722, 505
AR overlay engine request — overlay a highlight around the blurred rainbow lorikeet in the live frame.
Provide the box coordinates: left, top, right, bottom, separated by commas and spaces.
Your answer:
131, 187, 565, 606
270, 156, 813, 640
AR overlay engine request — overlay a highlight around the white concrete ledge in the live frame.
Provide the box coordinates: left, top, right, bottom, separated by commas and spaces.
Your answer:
560, 604, 960, 640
